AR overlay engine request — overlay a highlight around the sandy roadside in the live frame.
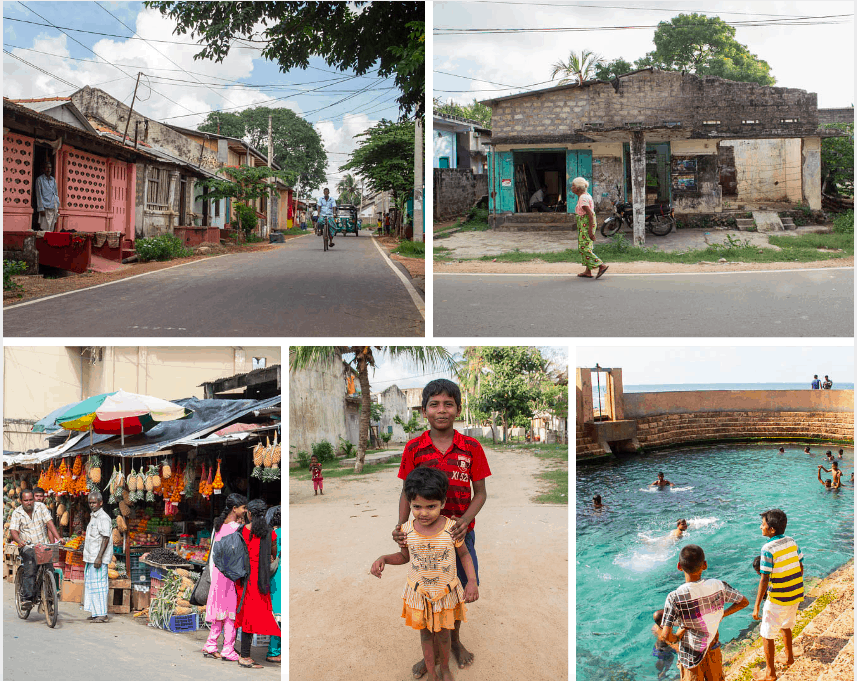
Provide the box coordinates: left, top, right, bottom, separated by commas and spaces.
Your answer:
289, 446, 568, 681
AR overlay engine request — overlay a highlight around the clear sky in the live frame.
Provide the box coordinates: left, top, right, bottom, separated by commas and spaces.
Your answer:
433, 1, 854, 109
358, 346, 569, 391
577, 345, 855, 385
3, 1, 405, 193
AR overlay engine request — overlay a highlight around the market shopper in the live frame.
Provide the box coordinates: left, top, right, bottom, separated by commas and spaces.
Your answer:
83, 491, 113, 623
266, 506, 282, 663
9, 488, 61, 606
234, 499, 280, 669
203, 493, 248, 661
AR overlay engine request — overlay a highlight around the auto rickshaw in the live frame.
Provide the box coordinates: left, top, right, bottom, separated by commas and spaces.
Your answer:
329, 204, 361, 236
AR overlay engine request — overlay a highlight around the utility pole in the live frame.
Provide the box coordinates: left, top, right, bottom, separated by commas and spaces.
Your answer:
267, 114, 273, 235
121, 72, 143, 147
413, 118, 424, 242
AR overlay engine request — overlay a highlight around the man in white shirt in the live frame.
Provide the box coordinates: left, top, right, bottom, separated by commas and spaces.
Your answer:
317, 187, 337, 247
35, 160, 61, 231
82, 491, 113, 622
529, 185, 548, 212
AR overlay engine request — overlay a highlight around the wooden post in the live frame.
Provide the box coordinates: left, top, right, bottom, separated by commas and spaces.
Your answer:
122, 73, 143, 148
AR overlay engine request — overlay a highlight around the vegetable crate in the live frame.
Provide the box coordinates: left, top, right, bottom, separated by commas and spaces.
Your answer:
150, 576, 163, 601
129, 551, 151, 583
149, 566, 167, 581
64, 550, 84, 567
166, 613, 198, 633
63, 564, 85, 581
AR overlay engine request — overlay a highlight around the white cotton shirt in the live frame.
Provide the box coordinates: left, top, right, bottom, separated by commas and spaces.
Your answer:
83, 507, 113, 564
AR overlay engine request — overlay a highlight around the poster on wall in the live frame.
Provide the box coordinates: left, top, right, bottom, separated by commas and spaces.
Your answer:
673, 173, 697, 191
672, 158, 697, 172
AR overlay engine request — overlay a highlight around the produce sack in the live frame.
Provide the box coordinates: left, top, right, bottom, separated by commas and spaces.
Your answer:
190, 563, 211, 606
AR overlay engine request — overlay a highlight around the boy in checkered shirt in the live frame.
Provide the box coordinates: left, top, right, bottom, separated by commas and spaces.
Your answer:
656, 545, 749, 681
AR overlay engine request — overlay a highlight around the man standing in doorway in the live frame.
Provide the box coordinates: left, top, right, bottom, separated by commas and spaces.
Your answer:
35, 160, 61, 232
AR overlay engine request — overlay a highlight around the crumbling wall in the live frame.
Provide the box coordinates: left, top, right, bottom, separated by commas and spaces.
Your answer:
719, 139, 802, 204
434, 168, 488, 220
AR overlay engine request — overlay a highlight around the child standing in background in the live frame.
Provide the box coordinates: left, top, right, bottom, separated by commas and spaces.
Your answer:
310, 455, 323, 495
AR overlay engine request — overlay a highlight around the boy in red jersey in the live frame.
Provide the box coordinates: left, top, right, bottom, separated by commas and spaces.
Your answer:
393, 378, 491, 678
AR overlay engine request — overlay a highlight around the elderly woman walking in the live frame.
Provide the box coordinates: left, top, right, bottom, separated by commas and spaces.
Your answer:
234, 499, 280, 669
202, 493, 247, 661
572, 176, 608, 279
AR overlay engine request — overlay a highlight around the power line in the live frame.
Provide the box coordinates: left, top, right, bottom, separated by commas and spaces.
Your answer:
3, 48, 80, 89
455, 2, 846, 18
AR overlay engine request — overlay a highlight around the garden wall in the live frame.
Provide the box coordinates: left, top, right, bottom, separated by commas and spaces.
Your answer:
434, 168, 488, 220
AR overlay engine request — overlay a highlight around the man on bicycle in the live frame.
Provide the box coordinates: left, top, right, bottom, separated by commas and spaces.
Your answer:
317, 187, 337, 247
9, 489, 61, 606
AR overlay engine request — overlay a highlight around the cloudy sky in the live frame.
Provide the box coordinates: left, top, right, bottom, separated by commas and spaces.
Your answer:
577, 345, 855, 386
433, 1, 854, 109
3, 1, 405, 194
357, 346, 569, 391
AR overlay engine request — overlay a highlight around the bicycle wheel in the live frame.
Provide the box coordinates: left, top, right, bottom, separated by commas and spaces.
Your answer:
601, 217, 623, 237
323, 221, 328, 251
42, 568, 58, 627
14, 567, 31, 619
648, 214, 675, 236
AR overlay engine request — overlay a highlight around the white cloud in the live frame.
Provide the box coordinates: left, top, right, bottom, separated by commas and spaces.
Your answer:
315, 112, 380, 192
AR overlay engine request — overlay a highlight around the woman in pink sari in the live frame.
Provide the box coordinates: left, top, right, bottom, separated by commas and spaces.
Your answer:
202, 493, 247, 660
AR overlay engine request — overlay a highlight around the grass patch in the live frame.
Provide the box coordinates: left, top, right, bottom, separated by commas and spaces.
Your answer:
279, 226, 307, 236
392, 240, 425, 259
532, 469, 568, 504
434, 245, 454, 262
471, 437, 568, 504
832, 209, 853, 234
476, 232, 853, 264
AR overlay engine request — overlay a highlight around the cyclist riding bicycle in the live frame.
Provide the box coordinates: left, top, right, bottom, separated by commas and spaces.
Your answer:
317, 187, 337, 248
9, 488, 62, 607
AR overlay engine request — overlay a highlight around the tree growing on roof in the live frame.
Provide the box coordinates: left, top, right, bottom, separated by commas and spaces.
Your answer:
549, 49, 605, 86
433, 98, 491, 128
289, 347, 458, 473
197, 107, 327, 193
145, 1, 425, 117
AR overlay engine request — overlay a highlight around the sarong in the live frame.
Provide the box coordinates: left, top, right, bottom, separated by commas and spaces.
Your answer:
83, 563, 109, 617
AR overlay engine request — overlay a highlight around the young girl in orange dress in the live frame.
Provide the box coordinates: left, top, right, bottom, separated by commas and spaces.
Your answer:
371, 467, 478, 681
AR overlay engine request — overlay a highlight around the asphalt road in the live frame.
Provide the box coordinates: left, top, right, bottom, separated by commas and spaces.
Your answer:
2, 582, 278, 680
434, 267, 854, 337
4, 234, 424, 337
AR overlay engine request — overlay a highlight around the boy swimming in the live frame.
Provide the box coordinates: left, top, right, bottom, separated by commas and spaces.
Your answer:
651, 472, 675, 488
658, 545, 749, 681
393, 379, 491, 677
670, 519, 688, 539
819, 461, 842, 487
817, 465, 841, 489
753, 509, 804, 681
651, 609, 679, 679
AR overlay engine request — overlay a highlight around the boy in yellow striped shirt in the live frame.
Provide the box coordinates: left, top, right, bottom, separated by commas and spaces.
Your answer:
752, 509, 804, 681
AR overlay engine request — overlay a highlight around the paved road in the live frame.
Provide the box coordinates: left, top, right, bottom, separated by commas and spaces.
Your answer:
2, 582, 278, 680
4, 234, 424, 337
434, 268, 854, 337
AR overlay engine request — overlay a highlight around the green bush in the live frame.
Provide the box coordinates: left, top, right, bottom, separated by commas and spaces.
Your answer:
234, 202, 259, 235
338, 437, 356, 458
311, 439, 335, 463
135, 234, 192, 262
832, 209, 854, 234
3, 260, 27, 292
392, 240, 425, 258
295, 450, 311, 469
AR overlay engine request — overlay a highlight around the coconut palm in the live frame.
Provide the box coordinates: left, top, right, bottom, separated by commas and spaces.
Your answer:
336, 173, 362, 205
550, 49, 605, 86
290, 347, 459, 472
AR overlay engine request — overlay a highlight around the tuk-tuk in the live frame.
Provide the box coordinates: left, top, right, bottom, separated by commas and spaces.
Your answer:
330, 204, 361, 236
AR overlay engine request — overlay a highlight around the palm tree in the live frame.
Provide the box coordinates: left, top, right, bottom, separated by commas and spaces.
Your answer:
550, 49, 605, 86
336, 173, 361, 205
290, 347, 459, 472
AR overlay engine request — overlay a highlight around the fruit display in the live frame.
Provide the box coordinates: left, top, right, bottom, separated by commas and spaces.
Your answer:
251, 433, 281, 481
176, 544, 209, 563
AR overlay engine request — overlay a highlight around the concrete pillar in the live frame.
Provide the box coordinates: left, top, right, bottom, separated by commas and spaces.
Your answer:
630, 131, 646, 246
576, 368, 593, 427
607, 368, 624, 421
801, 136, 821, 210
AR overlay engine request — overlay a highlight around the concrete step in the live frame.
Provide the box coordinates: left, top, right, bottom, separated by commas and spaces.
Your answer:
816, 638, 853, 681
778, 604, 853, 681
780, 217, 796, 230
735, 217, 756, 231
494, 223, 575, 232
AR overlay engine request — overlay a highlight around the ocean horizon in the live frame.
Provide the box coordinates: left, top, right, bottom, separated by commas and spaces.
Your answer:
622, 381, 855, 392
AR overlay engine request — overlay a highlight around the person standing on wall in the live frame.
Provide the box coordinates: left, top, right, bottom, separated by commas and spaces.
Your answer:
811, 375, 821, 390
35, 160, 61, 232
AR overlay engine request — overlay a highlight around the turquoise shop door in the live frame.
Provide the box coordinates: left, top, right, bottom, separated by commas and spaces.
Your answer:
566, 149, 593, 213
488, 150, 515, 213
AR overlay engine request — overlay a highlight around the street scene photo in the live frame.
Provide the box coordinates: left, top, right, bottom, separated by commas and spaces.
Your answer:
576, 346, 854, 681
432, 2, 854, 336
289, 346, 569, 681
3, 1, 425, 337
3, 346, 282, 677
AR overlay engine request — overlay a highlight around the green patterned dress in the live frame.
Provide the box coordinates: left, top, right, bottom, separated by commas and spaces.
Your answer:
576, 193, 603, 269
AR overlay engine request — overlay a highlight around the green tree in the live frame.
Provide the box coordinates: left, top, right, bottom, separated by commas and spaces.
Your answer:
639, 13, 775, 85
336, 173, 362, 205
593, 57, 635, 81
821, 122, 854, 197
340, 119, 415, 236
145, 1, 425, 117
393, 412, 424, 438
433, 98, 492, 128
290, 347, 458, 472
197, 106, 327, 193
549, 49, 605, 86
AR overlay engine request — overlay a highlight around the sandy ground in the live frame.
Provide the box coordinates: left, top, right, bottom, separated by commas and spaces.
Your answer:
4, 239, 290, 306
375, 235, 426, 292
433, 223, 852, 274
289, 446, 568, 681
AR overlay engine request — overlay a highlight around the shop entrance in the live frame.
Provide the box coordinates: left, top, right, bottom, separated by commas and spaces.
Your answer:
30, 143, 57, 231
512, 151, 566, 212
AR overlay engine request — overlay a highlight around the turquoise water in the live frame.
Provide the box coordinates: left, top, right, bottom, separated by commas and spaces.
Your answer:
576, 444, 854, 681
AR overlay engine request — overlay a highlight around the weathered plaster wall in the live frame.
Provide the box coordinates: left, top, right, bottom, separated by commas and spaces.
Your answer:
289, 352, 349, 462
434, 168, 488, 220
719, 139, 802, 204
801, 136, 822, 209
623, 390, 853, 417
376, 385, 411, 442
490, 70, 819, 144
434, 129, 456, 168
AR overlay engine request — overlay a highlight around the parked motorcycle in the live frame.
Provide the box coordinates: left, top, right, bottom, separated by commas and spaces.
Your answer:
600, 185, 676, 237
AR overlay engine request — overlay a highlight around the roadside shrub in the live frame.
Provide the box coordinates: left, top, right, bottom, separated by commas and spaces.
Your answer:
832, 209, 854, 234
135, 234, 192, 262
3, 260, 27, 292
338, 437, 356, 458
392, 240, 425, 258
233, 202, 259, 236
295, 450, 311, 469
311, 439, 335, 463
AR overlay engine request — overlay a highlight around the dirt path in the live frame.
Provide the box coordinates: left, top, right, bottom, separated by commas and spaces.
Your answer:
289, 446, 568, 681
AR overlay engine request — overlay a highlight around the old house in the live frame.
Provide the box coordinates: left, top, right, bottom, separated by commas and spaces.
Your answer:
484, 68, 838, 242
3, 98, 161, 271
373, 384, 413, 443
433, 113, 491, 220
